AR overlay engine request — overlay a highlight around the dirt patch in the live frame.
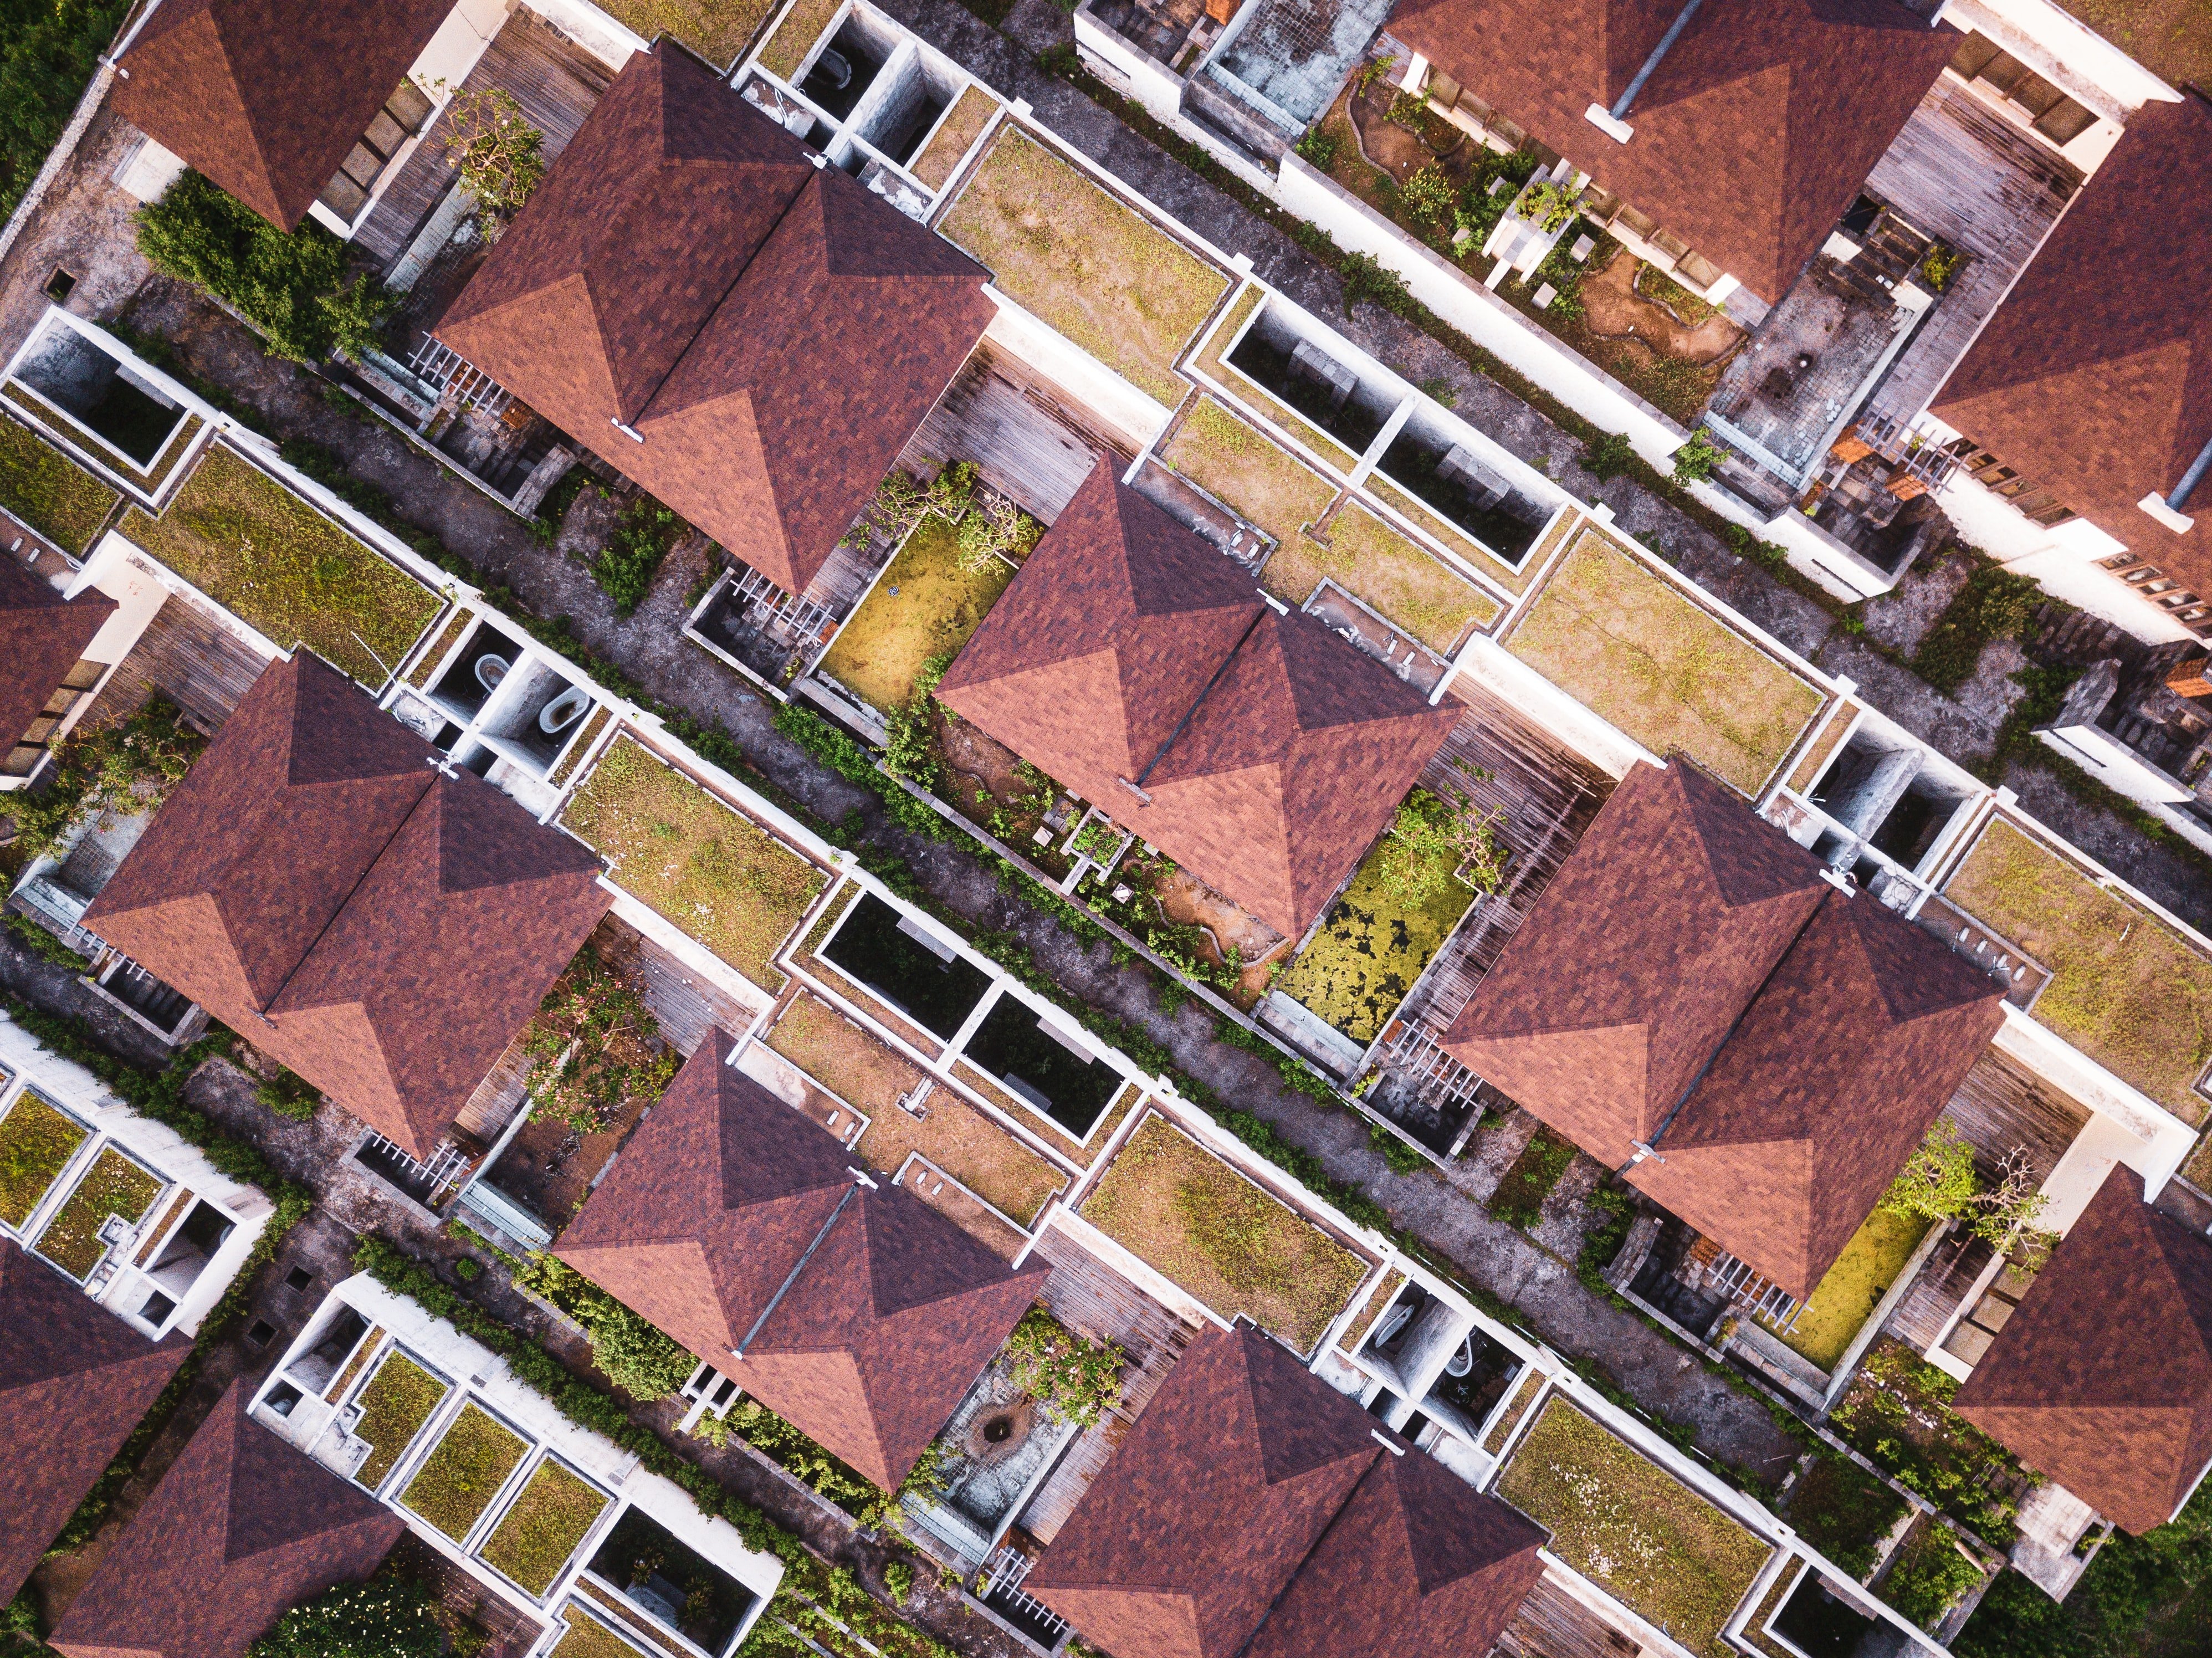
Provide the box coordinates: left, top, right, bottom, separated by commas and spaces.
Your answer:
1580, 257, 1744, 369
1348, 96, 1432, 181
1151, 867, 1288, 1000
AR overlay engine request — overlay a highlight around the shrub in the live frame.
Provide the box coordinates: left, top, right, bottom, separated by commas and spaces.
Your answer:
254, 1066, 320, 1122
443, 86, 544, 232
0, 0, 130, 219
1338, 251, 1410, 318
1002, 1306, 1124, 1427
250, 1581, 443, 1658
1489, 1128, 1575, 1229
8, 694, 203, 867
522, 946, 676, 1132
1671, 427, 1728, 484
1883, 1525, 1984, 1627
1909, 562, 2042, 693
1292, 129, 1339, 169
884, 1561, 915, 1606
135, 171, 391, 362
587, 494, 684, 615
512, 1252, 693, 1401
1368, 1120, 1426, 1174
1401, 163, 1455, 224
1581, 431, 1636, 479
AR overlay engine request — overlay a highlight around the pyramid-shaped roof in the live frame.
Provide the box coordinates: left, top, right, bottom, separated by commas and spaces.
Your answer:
84, 654, 608, 1158
1627, 889, 2007, 1296
556, 1033, 1046, 1488
1027, 1326, 1542, 1658
936, 459, 1457, 937
110, 0, 455, 230
0, 1238, 190, 1601
1443, 760, 1830, 1165
1388, 0, 1957, 303
52, 1380, 404, 1658
0, 556, 113, 764
1954, 1168, 2212, 1536
437, 49, 993, 596
1245, 1445, 1547, 1658
1931, 93, 2212, 600
1446, 760, 2004, 1296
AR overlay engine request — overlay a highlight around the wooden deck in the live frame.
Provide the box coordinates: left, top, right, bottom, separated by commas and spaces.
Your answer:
633, 925, 760, 1056
90, 591, 269, 733
1863, 77, 2081, 429
1028, 1223, 1199, 1418
354, 8, 616, 269
455, 1026, 534, 1144
1886, 1229, 1993, 1354
1015, 1416, 1125, 1547
1934, 1046, 2088, 1188
896, 342, 1139, 529
1494, 1574, 1648, 1658
1396, 678, 1613, 1038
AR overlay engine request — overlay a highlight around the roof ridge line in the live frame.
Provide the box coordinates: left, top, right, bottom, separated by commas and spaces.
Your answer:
1130, 604, 1269, 790
1227, 1438, 1384, 1658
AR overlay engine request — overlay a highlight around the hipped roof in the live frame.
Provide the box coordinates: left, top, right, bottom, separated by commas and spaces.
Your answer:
110, 0, 455, 230
84, 654, 608, 1158
0, 556, 112, 753
0, 1238, 190, 1602
52, 1381, 404, 1658
1954, 1168, 2212, 1536
1388, 0, 1957, 303
1026, 1326, 1544, 1658
1445, 760, 2004, 1297
935, 458, 1456, 937
437, 48, 993, 596
1931, 93, 2212, 598
555, 1033, 1046, 1490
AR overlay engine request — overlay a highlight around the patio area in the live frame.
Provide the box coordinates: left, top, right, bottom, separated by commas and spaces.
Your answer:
1364, 678, 1612, 1151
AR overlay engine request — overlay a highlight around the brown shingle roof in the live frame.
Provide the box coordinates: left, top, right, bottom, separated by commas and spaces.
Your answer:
1445, 760, 2003, 1297
936, 458, 1457, 937
110, 0, 455, 231
51, 1381, 404, 1658
84, 654, 608, 1158
1387, 0, 1957, 303
0, 1238, 190, 1602
1931, 93, 2212, 599
1954, 1168, 2212, 1536
556, 1033, 1046, 1489
1442, 761, 1829, 1165
1026, 1326, 1542, 1658
0, 557, 112, 756
437, 49, 992, 596
1625, 889, 2006, 1296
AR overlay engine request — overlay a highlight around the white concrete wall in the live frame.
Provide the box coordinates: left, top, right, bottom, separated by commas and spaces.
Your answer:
523, 0, 649, 68
981, 288, 1177, 440
1072, 8, 1188, 127
2036, 724, 2195, 807
1992, 1006, 2200, 1198
1942, 0, 2181, 116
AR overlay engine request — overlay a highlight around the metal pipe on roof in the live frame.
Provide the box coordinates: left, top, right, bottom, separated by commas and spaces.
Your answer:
2168, 431, 2212, 514
1610, 0, 1710, 120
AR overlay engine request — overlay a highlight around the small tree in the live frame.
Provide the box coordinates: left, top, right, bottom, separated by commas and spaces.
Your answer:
1671, 427, 1728, 485
443, 86, 545, 234
1370, 787, 1507, 902
250, 1582, 443, 1658
1002, 1306, 1125, 1427
1970, 1147, 2055, 1267
1879, 1122, 1978, 1226
956, 489, 1042, 573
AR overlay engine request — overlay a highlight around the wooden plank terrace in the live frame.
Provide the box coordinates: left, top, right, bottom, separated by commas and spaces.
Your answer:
897, 342, 1136, 529
1935, 1046, 2088, 1188
1028, 1224, 1198, 1418
354, 8, 616, 269
1886, 1229, 1993, 1355
1396, 678, 1612, 1039
91, 591, 269, 733
1862, 76, 2081, 430
1494, 1574, 1648, 1658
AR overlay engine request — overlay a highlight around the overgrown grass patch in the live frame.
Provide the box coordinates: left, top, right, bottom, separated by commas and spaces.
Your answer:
769, 991, 924, 1113
0, 412, 117, 553
1081, 1113, 1368, 1352
1945, 820, 2212, 1123
34, 1146, 160, 1279
591, 0, 778, 65
911, 87, 996, 193
352, 1351, 449, 1490
1160, 398, 1338, 549
121, 445, 442, 684
1880, 1522, 1984, 1628
1762, 1208, 1927, 1371
858, 1084, 1065, 1229
0, 1090, 86, 1227
1505, 525, 1824, 794
1488, 1126, 1577, 1229
552, 1613, 651, 1658
1277, 830, 1475, 1044
1830, 1339, 2027, 1543
1262, 504, 1498, 652
817, 518, 1012, 715
1497, 1398, 1771, 1657
1784, 1454, 1907, 1579
759, 0, 843, 76
563, 737, 826, 991
479, 1459, 609, 1594
402, 1402, 529, 1542
939, 131, 1229, 406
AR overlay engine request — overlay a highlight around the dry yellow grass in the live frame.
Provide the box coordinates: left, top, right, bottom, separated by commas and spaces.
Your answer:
1264, 505, 1499, 653
1082, 1114, 1368, 1352
939, 132, 1228, 405
1367, 474, 1537, 592
860, 1092, 1064, 1227
1160, 398, 1339, 549
769, 991, 924, 1113
911, 87, 996, 193
1946, 820, 2212, 1123
1506, 526, 1824, 794
755, 0, 839, 75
